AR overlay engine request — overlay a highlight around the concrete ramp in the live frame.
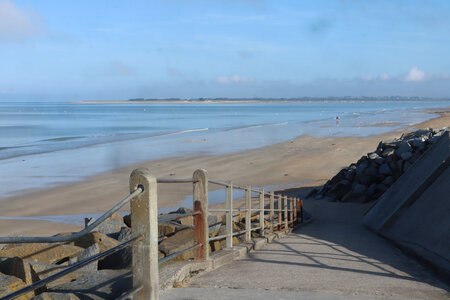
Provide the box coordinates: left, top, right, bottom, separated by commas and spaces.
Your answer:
363, 131, 450, 278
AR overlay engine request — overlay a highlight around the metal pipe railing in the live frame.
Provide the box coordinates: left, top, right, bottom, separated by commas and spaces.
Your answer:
0, 168, 304, 300
0, 188, 143, 244
2, 236, 141, 300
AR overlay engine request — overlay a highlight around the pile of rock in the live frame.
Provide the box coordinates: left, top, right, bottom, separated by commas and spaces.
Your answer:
0, 207, 275, 298
308, 127, 448, 203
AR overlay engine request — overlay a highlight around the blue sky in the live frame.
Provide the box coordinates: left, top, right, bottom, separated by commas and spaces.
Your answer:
1, 0, 450, 101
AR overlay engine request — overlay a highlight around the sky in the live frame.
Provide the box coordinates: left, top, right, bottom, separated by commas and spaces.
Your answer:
1, 0, 450, 101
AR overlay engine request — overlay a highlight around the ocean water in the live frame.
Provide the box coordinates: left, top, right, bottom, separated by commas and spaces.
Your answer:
0, 100, 449, 197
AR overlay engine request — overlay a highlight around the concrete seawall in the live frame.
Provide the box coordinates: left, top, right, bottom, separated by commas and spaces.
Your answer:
363, 131, 450, 279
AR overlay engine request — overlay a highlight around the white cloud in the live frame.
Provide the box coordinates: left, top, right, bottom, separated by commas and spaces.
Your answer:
0, 0, 45, 42
404, 67, 426, 82
215, 75, 254, 84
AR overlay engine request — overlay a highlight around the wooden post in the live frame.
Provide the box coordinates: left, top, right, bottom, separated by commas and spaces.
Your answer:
284, 196, 288, 229
130, 168, 159, 300
259, 189, 265, 237
277, 194, 282, 231
193, 169, 209, 260
269, 192, 275, 233
225, 182, 233, 248
245, 186, 251, 242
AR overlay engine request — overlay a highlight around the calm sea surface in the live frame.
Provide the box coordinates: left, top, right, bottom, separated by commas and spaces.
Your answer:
0, 101, 449, 197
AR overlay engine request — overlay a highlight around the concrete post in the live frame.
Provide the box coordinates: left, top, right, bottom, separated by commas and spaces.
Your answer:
284, 196, 288, 229
130, 168, 159, 300
193, 169, 209, 261
225, 182, 233, 248
259, 189, 265, 237
289, 197, 293, 227
277, 194, 282, 231
269, 192, 275, 233
245, 186, 251, 242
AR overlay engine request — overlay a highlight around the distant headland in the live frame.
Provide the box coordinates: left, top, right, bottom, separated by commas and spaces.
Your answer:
79, 96, 450, 104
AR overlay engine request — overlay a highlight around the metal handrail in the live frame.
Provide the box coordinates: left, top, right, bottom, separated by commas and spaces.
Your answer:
2, 236, 141, 300
0, 188, 142, 244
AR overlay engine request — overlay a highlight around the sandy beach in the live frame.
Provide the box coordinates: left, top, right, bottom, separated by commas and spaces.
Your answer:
0, 109, 448, 237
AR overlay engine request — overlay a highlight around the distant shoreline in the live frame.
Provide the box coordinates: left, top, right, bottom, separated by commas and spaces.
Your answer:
78, 99, 450, 104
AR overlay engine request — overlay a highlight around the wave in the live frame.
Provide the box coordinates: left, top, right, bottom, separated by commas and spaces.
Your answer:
0, 127, 210, 161
226, 122, 288, 131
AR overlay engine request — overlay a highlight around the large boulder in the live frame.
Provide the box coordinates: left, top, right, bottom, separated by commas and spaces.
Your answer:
71, 232, 119, 253
32, 292, 80, 300
0, 257, 45, 296
159, 228, 195, 261
69, 243, 99, 272
0, 273, 28, 299
0, 244, 83, 265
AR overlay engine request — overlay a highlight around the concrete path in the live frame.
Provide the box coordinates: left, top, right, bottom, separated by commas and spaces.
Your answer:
161, 199, 450, 299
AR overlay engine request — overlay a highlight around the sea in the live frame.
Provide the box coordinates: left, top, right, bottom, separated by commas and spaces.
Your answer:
1, 100, 449, 199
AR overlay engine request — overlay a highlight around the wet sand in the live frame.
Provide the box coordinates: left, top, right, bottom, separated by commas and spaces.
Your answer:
0, 110, 448, 237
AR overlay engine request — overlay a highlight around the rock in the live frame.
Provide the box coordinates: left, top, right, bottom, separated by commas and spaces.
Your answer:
159, 228, 195, 261
367, 152, 380, 160
374, 157, 385, 165
0, 244, 83, 265
0, 257, 44, 296
382, 176, 394, 186
158, 222, 178, 237
123, 214, 131, 227
0, 273, 28, 299
356, 175, 375, 186
70, 243, 99, 272
379, 163, 392, 175
400, 151, 413, 161
210, 240, 225, 252
85, 217, 125, 239
32, 292, 80, 300
355, 161, 369, 176
178, 215, 194, 226
352, 183, 367, 195
29, 261, 84, 289
171, 207, 193, 215
411, 137, 426, 150
117, 227, 131, 242
395, 142, 412, 157
363, 166, 378, 177
381, 148, 395, 157
72, 232, 119, 253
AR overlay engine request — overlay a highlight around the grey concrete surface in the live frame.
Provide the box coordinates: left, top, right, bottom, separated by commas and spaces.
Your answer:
162, 200, 450, 299
364, 131, 449, 232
